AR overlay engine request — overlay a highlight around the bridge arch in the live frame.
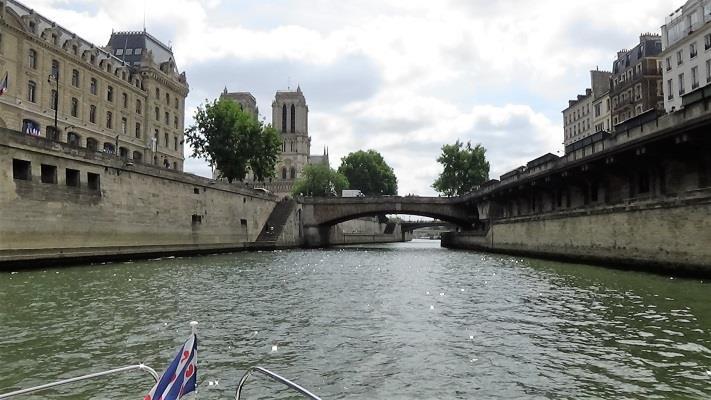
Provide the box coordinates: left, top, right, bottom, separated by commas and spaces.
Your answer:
299, 196, 477, 228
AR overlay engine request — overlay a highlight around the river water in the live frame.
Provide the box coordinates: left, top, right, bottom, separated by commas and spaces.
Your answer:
1, 240, 710, 399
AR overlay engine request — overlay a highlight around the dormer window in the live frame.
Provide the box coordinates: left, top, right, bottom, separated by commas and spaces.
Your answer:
28, 21, 36, 34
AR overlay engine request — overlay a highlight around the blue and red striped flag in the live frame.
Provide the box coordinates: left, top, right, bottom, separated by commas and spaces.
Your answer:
143, 333, 197, 400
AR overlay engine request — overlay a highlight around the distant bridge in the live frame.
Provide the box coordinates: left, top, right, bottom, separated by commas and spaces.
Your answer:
297, 196, 480, 247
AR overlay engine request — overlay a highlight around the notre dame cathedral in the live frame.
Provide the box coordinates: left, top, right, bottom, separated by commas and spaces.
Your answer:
218, 86, 329, 195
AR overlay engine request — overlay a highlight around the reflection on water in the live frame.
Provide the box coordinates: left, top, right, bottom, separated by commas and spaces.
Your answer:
0, 240, 709, 399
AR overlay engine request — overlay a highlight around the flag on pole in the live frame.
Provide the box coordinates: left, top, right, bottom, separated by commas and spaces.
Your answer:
143, 334, 197, 400
0, 72, 8, 96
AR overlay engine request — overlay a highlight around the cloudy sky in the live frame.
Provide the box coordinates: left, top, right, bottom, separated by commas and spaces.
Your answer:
27, 0, 683, 195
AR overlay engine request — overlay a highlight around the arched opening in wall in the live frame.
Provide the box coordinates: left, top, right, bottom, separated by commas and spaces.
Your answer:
86, 137, 98, 152
22, 119, 41, 136
153, 155, 158, 165
46, 126, 59, 142
103, 142, 115, 155
290, 104, 296, 133
290, 167, 296, 179
67, 132, 80, 147
119, 147, 129, 160
282, 167, 287, 180
132, 151, 143, 162
281, 104, 287, 133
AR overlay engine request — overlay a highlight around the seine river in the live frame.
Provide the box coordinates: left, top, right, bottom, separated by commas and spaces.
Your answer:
1, 240, 710, 399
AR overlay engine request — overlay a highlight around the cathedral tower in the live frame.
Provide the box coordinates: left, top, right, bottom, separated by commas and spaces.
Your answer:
272, 86, 311, 184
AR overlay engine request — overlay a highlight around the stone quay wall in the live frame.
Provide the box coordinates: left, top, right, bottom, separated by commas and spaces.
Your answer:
441, 193, 711, 275
0, 128, 277, 267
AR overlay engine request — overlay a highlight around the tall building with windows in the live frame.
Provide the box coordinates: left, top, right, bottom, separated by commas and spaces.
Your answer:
0, 0, 188, 170
609, 34, 664, 127
220, 88, 258, 117
562, 70, 612, 147
661, 0, 711, 113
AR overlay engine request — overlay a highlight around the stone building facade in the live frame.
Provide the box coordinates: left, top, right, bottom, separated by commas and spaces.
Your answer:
609, 34, 664, 127
661, 0, 711, 113
220, 88, 258, 117
562, 70, 612, 147
0, 0, 188, 170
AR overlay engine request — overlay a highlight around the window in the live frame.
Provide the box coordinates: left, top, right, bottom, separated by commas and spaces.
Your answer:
51, 59, 59, 78
106, 111, 113, 129
281, 104, 287, 133
679, 73, 685, 96
135, 122, 141, 138
690, 42, 698, 59
155, 107, 160, 121
66, 169, 80, 187
13, 159, 31, 181
174, 136, 178, 151
50, 90, 57, 110
165, 92, 170, 105
40, 164, 57, 184
290, 104, 296, 133
71, 69, 79, 87
136, 99, 142, 114
164, 132, 169, 147
86, 137, 98, 151
71, 97, 79, 117
174, 98, 178, 109
90, 78, 97, 95
282, 167, 287, 179
27, 81, 36, 102
87, 172, 100, 191
290, 167, 296, 179
155, 87, 160, 99
707, 60, 711, 83
191, 215, 202, 225
164, 111, 169, 125
126, 48, 133, 55
174, 116, 178, 129
89, 105, 96, 123
132, 151, 143, 162
692, 66, 699, 89
107, 86, 113, 102
668, 79, 673, 100
705, 34, 711, 51
28, 21, 36, 34
122, 93, 128, 108
135, 48, 142, 55
121, 117, 127, 134
67, 132, 80, 147
677, 49, 683, 65
103, 142, 115, 154
28, 49, 37, 69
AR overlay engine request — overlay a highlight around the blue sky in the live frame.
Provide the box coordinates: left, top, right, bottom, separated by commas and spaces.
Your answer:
26, 0, 684, 195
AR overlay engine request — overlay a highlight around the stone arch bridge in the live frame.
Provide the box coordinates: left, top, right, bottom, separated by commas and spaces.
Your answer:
297, 196, 482, 247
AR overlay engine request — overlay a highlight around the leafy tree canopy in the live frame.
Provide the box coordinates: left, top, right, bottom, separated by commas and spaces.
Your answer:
292, 163, 349, 197
432, 140, 490, 196
185, 98, 281, 183
337, 150, 398, 195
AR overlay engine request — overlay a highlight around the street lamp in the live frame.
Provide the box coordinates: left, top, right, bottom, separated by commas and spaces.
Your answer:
47, 69, 59, 140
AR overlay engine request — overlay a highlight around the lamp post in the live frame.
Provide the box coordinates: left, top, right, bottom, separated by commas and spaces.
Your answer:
47, 68, 59, 140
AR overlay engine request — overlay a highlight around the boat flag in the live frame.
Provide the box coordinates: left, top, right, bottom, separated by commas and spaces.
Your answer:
143, 333, 197, 400
0, 72, 8, 96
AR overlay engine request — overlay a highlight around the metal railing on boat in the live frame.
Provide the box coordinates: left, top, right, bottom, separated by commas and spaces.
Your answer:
0, 364, 159, 399
235, 366, 322, 400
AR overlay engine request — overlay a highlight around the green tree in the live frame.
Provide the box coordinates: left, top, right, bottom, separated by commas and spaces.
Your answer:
432, 140, 490, 196
337, 150, 398, 195
292, 163, 349, 197
185, 98, 281, 183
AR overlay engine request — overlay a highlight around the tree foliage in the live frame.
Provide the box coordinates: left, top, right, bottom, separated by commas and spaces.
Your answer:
337, 150, 398, 195
432, 140, 490, 196
185, 99, 281, 183
292, 163, 349, 197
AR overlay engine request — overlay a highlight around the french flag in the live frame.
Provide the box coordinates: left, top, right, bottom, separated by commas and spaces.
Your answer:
144, 334, 198, 400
